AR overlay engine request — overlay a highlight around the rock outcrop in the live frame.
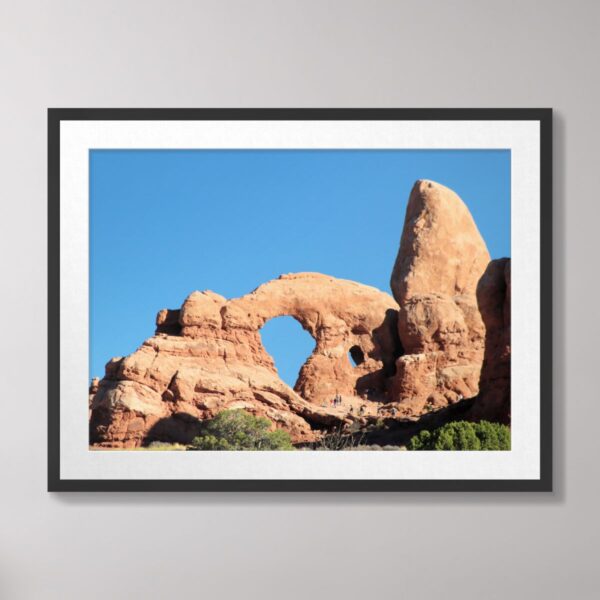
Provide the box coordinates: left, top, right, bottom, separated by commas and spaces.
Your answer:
469, 258, 511, 423
90, 273, 400, 447
89, 179, 511, 448
387, 180, 491, 415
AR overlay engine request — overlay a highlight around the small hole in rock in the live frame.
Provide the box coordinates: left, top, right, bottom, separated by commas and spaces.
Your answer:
348, 345, 365, 367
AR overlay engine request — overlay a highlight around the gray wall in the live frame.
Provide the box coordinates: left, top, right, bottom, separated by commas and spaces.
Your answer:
0, 1, 595, 598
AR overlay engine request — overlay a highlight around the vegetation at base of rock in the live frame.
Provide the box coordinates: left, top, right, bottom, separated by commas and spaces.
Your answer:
135, 442, 187, 451
189, 409, 294, 451
309, 444, 405, 452
407, 420, 510, 451
310, 421, 373, 451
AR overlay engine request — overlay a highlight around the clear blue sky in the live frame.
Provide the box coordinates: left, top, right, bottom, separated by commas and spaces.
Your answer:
90, 149, 510, 386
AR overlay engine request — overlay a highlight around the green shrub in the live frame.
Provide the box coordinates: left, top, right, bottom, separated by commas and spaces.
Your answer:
190, 410, 294, 451
408, 429, 432, 450
407, 421, 510, 451
475, 420, 511, 450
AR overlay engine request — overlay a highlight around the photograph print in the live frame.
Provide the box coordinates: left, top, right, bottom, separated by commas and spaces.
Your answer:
49, 109, 551, 491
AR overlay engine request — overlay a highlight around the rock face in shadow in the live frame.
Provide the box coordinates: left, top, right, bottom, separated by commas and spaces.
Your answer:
89, 273, 400, 448
469, 258, 511, 424
387, 180, 492, 416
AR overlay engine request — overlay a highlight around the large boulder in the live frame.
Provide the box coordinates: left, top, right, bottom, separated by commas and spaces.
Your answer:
388, 180, 491, 414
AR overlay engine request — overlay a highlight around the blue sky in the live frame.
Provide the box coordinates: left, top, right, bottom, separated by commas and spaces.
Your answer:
90, 149, 510, 386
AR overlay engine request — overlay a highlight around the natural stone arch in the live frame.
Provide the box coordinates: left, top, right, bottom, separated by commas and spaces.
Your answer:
222, 273, 400, 403
158, 272, 400, 406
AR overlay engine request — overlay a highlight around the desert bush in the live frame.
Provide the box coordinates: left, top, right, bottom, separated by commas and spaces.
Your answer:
190, 410, 294, 451
475, 420, 511, 450
134, 442, 187, 451
344, 444, 403, 451
408, 429, 432, 450
317, 425, 366, 451
408, 421, 510, 451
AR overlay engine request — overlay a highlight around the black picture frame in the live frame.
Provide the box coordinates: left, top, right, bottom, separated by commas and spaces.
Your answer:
48, 108, 552, 492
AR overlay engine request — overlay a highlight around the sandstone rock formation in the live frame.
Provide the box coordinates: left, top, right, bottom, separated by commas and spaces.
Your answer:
90, 273, 400, 447
89, 178, 510, 448
387, 180, 491, 415
469, 258, 511, 423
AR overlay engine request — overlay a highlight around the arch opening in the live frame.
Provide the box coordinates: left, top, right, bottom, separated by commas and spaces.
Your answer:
348, 345, 365, 367
259, 316, 316, 390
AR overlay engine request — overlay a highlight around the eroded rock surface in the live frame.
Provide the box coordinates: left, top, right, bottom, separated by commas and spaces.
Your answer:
90, 273, 400, 447
89, 179, 511, 447
387, 180, 491, 415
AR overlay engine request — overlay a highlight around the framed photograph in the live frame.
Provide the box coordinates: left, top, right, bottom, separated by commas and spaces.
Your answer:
48, 108, 552, 492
